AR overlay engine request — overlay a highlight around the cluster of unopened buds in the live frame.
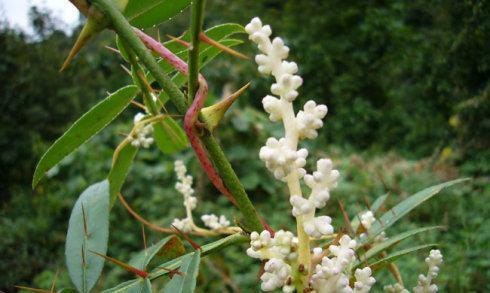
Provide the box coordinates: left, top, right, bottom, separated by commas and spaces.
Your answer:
129, 112, 154, 148
309, 235, 376, 293
359, 210, 387, 244
384, 250, 443, 293
245, 17, 376, 292
245, 16, 445, 293
171, 160, 231, 232
246, 16, 337, 241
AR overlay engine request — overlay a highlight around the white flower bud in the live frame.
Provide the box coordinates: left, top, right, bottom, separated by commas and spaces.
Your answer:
296, 100, 328, 139
130, 112, 154, 148
354, 267, 376, 293
290, 195, 314, 217
303, 216, 333, 238
262, 95, 283, 121
304, 158, 339, 208
201, 214, 230, 230
260, 258, 291, 292
171, 218, 191, 232
360, 211, 376, 230
259, 137, 307, 180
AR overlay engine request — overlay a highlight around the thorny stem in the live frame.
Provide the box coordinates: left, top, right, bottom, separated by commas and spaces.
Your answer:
188, 0, 206, 104
91, 0, 264, 232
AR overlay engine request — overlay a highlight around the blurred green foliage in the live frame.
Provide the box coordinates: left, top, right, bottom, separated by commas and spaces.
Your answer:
1, 1, 489, 292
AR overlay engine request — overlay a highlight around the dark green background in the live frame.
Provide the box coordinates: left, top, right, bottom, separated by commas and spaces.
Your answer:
1, 1, 489, 292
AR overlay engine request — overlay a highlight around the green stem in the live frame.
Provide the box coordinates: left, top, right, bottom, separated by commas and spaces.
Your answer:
93, 0, 188, 114
91, 0, 264, 232
188, 0, 206, 104
200, 134, 263, 231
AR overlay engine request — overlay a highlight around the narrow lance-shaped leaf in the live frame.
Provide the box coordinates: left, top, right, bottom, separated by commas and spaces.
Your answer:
153, 117, 189, 154
123, 0, 192, 28
369, 244, 437, 270
362, 178, 469, 244
108, 143, 138, 205
101, 278, 151, 293
66, 180, 110, 293
104, 234, 246, 292
149, 233, 247, 280
354, 226, 442, 268
33, 85, 139, 188
163, 250, 201, 293
129, 236, 176, 271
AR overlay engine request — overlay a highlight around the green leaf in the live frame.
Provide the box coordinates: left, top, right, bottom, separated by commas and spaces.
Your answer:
129, 236, 175, 271
354, 226, 442, 268
33, 85, 139, 188
102, 278, 151, 293
369, 244, 437, 269
153, 117, 189, 154
124, 0, 192, 28
58, 289, 78, 293
362, 178, 469, 244
66, 180, 110, 293
149, 233, 247, 280
108, 144, 138, 205
163, 250, 201, 293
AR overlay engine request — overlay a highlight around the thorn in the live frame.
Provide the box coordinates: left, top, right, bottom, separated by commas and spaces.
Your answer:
167, 34, 190, 48
160, 267, 185, 278
81, 203, 88, 237
49, 269, 59, 292
199, 32, 249, 60
141, 224, 147, 251
363, 195, 371, 210
171, 225, 201, 251
90, 250, 149, 278
81, 245, 86, 269
200, 82, 251, 131
118, 193, 174, 233
157, 27, 161, 43
104, 45, 120, 55
14, 286, 51, 293
60, 19, 100, 72
120, 64, 132, 76
131, 100, 148, 111
338, 200, 352, 236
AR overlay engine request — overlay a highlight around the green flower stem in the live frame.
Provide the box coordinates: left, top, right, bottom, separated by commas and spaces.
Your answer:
91, 0, 264, 232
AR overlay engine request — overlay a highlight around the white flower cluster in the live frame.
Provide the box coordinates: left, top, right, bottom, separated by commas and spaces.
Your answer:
260, 137, 308, 181
171, 217, 192, 232
172, 160, 232, 233
174, 160, 197, 210
413, 250, 443, 293
311, 235, 375, 293
201, 214, 230, 230
246, 230, 298, 291
384, 283, 409, 293
384, 250, 443, 293
246, 16, 337, 240
130, 112, 154, 148
261, 259, 294, 292
359, 211, 387, 244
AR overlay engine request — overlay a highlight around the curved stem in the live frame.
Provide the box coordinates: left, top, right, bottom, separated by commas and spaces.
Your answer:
92, 0, 264, 232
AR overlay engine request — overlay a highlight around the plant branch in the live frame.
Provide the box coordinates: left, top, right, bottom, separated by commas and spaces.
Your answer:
90, 0, 265, 232
188, 0, 206, 104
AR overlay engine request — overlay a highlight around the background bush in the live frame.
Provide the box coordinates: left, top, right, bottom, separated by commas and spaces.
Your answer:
1, 1, 489, 292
